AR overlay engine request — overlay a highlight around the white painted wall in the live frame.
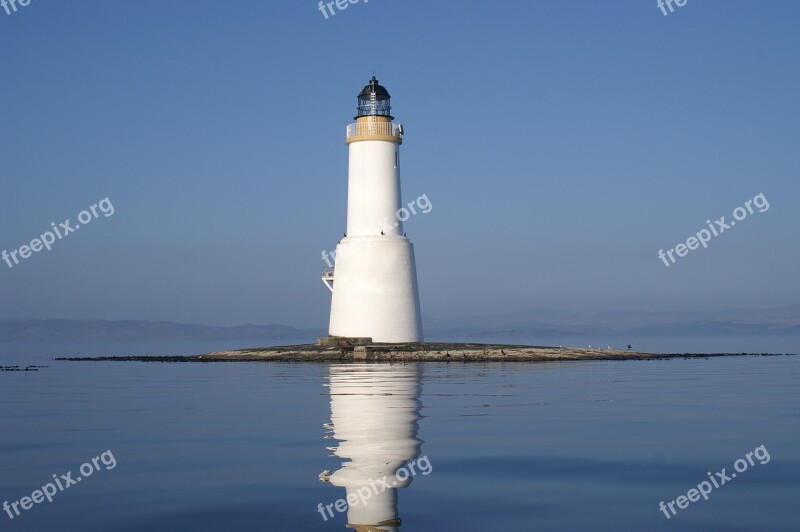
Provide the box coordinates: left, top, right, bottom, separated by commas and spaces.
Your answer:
346, 140, 403, 236
329, 235, 423, 342
328, 133, 423, 343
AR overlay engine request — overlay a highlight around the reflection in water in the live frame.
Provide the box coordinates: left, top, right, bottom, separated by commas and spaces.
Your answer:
321, 364, 423, 531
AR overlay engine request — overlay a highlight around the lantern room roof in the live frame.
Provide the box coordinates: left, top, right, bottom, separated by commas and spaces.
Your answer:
358, 76, 391, 100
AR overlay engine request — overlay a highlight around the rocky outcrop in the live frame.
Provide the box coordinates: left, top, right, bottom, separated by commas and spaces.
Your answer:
56, 343, 788, 363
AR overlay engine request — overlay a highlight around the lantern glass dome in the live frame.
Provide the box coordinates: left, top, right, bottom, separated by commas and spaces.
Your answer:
356, 76, 393, 119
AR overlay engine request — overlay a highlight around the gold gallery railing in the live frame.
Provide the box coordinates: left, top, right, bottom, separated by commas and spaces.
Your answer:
346, 122, 402, 138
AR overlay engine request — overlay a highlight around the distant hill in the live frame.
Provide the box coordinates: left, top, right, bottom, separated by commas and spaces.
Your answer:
423, 305, 800, 337
2, 305, 799, 341
0, 319, 324, 341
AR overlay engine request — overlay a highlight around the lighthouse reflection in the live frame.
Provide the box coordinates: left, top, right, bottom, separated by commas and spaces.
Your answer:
321, 364, 423, 530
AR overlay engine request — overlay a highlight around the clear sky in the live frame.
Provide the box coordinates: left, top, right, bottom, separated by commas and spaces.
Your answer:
1, 0, 798, 327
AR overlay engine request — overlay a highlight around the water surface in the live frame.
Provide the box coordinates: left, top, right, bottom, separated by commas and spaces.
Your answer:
0, 343, 798, 531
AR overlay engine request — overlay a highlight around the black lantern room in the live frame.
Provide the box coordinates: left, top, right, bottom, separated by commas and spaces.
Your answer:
356, 76, 393, 120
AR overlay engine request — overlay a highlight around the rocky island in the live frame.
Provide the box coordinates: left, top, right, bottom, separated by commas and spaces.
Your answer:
56, 339, 789, 363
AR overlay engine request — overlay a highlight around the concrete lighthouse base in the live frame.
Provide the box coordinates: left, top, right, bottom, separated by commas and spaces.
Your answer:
328, 235, 423, 343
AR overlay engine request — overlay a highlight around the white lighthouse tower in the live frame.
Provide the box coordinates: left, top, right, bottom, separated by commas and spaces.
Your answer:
323, 77, 423, 343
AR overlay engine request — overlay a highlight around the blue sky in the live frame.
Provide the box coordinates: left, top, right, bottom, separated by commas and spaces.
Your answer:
1, 0, 798, 327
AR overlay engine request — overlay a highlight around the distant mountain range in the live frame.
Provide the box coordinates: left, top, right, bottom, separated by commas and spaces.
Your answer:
0, 319, 324, 342
423, 305, 800, 337
1, 305, 799, 341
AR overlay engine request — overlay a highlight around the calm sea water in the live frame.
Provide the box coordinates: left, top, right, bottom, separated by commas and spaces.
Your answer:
1, 338, 798, 531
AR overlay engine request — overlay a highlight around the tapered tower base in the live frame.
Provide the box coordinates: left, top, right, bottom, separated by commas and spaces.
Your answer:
328, 235, 423, 343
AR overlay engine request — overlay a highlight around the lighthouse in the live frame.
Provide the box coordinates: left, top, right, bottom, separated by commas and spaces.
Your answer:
323, 77, 423, 343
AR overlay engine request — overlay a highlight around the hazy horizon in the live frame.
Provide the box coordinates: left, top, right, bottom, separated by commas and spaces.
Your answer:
1, 302, 800, 328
